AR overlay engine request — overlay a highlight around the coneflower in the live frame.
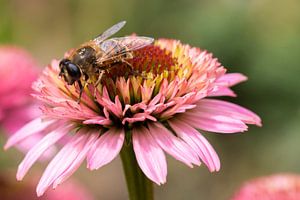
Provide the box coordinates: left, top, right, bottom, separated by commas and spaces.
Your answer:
5, 39, 261, 199
232, 174, 300, 200
0, 46, 42, 153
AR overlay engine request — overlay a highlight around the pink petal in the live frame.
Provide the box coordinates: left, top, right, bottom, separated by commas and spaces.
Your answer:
217, 73, 248, 86
83, 116, 112, 126
15, 134, 55, 159
147, 122, 200, 167
141, 81, 156, 102
180, 110, 248, 133
132, 126, 167, 185
122, 113, 157, 124
168, 119, 220, 172
4, 118, 55, 150
87, 128, 124, 170
208, 87, 237, 97
208, 73, 248, 97
40, 105, 96, 121
17, 125, 72, 181
160, 103, 196, 119
96, 88, 123, 118
116, 77, 131, 104
113, 95, 123, 118
36, 133, 88, 196
166, 78, 179, 100
196, 99, 262, 126
148, 91, 163, 107
52, 133, 98, 188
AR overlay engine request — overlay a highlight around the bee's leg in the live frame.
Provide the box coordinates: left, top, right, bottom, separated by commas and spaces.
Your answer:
76, 73, 89, 104
77, 80, 84, 104
122, 59, 133, 69
93, 70, 105, 98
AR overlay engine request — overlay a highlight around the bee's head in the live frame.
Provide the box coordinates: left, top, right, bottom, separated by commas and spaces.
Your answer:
59, 59, 81, 85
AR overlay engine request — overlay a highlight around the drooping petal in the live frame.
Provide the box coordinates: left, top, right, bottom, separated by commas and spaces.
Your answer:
87, 128, 124, 170
15, 134, 55, 159
216, 73, 248, 87
17, 125, 72, 181
208, 86, 237, 97
132, 126, 167, 185
180, 110, 248, 133
36, 133, 88, 196
168, 119, 220, 172
196, 99, 262, 126
52, 133, 98, 188
4, 118, 55, 150
208, 73, 248, 97
147, 122, 200, 167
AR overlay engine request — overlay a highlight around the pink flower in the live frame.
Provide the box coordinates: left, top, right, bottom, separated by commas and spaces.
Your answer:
0, 46, 42, 152
5, 39, 261, 196
232, 174, 300, 200
0, 172, 94, 200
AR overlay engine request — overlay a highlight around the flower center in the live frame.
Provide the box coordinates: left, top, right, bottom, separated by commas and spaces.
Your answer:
103, 45, 178, 81
130, 45, 178, 75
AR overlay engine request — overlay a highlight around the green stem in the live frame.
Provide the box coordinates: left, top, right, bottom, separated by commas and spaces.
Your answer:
120, 143, 154, 200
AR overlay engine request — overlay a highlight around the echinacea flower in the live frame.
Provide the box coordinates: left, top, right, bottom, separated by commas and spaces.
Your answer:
0, 172, 94, 200
232, 174, 300, 200
5, 38, 261, 197
0, 46, 41, 152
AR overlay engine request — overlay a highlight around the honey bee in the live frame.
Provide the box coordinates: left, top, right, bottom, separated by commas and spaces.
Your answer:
59, 21, 154, 102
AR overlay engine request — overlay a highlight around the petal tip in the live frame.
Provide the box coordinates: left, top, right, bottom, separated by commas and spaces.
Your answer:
256, 119, 263, 127
209, 164, 221, 173
36, 189, 44, 197
88, 165, 97, 170
16, 173, 23, 181
3, 143, 10, 150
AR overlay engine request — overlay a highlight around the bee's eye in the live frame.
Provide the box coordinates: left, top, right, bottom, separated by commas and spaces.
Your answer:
59, 58, 70, 68
66, 63, 81, 79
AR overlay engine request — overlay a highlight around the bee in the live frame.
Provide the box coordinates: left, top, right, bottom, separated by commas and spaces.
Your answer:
59, 21, 154, 102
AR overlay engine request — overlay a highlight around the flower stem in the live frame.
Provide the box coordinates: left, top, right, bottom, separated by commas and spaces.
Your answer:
120, 143, 154, 200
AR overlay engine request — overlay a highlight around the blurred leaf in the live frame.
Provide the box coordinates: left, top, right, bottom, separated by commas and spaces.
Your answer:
0, 0, 13, 42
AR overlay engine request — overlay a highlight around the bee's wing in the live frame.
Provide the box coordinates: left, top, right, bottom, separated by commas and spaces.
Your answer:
97, 36, 154, 63
93, 21, 126, 45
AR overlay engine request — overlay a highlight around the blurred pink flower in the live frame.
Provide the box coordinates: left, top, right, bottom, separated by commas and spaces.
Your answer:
0, 46, 42, 152
0, 172, 94, 200
232, 174, 300, 200
5, 39, 261, 196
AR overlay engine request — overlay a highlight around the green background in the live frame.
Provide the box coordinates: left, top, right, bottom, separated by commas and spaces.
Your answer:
1, 0, 300, 199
